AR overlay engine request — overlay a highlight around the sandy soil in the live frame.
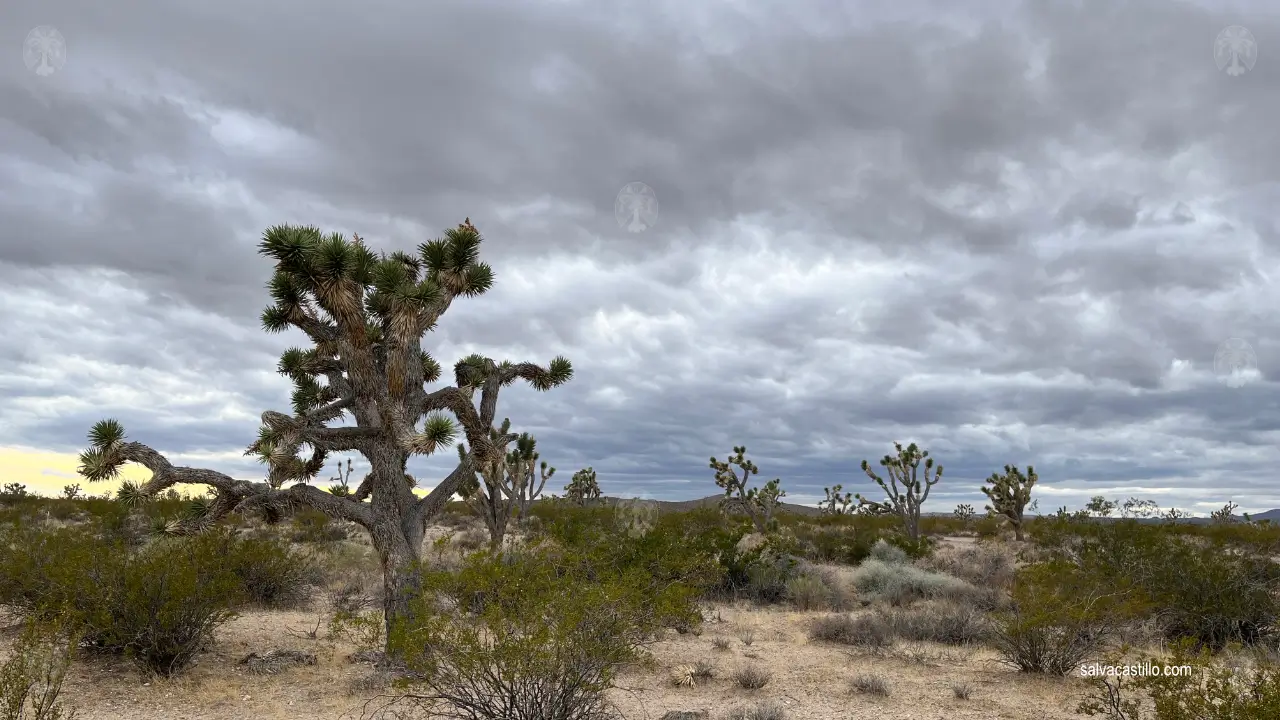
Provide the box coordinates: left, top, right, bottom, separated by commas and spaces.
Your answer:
0, 534, 1089, 720
1, 604, 1086, 720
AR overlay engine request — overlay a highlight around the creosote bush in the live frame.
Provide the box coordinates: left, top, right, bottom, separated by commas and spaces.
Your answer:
389, 544, 671, 720
1030, 519, 1280, 650
991, 560, 1126, 675
0, 616, 80, 720
0, 522, 318, 676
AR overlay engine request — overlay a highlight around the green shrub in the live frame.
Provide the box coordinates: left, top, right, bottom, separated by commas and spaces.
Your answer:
0, 524, 309, 676
1034, 520, 1280, 650
867, 539, 909, 565
76, 533, 244, 676
1077, 641, 1280, 720
851, 558, 976, 606
218, 532, 324, 608
973, 514, 1003, 538
991, 560, 1128, 675
289, 507, 349, 543
390, 545, 665, 720
790, 522, 878, 565
0, 616, 79, 720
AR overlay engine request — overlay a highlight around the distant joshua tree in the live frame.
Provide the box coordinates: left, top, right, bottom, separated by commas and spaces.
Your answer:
564, 467, 601, 506
456, 421, 554, 547
981, 465, 1037, 541
710, 446, 785, 534
855, 442, 942, 542
819, 484, 854, 515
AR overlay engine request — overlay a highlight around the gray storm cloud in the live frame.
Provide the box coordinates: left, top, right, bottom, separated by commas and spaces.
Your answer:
1, 0, 1278, 514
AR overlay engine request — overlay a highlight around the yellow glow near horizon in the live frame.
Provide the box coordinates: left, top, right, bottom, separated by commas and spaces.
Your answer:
0, 447, 435, 499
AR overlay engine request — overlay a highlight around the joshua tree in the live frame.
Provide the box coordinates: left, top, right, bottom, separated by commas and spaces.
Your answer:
953, 503, 975, 527
1121, 497, 1160, 520
0, 482, 28, 500
981, 464, 1037, 541
1083, 496, 1117, 518
327, 458, 356, 497
1210, 501, 1240, 525
76, 221, 572, 649
855, 442, 941, 542
818, 484, 854, 515
61, 483, 82, 500
710, 446, 785, 534
456, 419, 554, 547
564, 467, 601, 506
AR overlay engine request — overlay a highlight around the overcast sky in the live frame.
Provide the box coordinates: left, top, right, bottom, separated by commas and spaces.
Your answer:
2, 0, 1278, 515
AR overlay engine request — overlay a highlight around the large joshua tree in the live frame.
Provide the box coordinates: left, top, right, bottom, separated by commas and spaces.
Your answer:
76, 220, 572, 645
856, 442, 942, 542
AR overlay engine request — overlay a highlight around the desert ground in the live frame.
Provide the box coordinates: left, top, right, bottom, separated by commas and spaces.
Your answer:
0, 535, 1091, 720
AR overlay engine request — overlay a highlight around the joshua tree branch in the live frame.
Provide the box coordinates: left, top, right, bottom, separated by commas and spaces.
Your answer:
84, 440, 374, 528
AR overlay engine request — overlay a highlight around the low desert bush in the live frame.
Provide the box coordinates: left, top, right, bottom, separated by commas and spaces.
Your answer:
218, 532, 324, 608
730, 665, 771, 690
808, 613, 894, 648
290, 507, 349, 543
850, 673, 890, 696
726, 701, 786, 720
991, 560, 1127, 675
390, 544, 676, 720
879, 600, 989, 645
0, 616, 80, 720
1033, 520, 1280, 650
786, 568, 849, 611
867, 539, 909, 565
851, 558, 978, 606
0, 524, 317, 676
918, 543, 1017, 589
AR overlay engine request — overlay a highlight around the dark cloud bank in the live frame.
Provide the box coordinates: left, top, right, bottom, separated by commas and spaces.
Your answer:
2, 0, 1279, 514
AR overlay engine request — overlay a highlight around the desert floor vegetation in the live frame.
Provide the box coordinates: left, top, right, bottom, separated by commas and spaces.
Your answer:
4, 486, 1278, 720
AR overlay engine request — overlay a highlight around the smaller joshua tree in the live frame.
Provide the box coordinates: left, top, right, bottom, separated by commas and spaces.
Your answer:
819, 484, 854, 515
564, 467, 601, 506
953, 503, 975, 528
981, 464, 1037, 541
456, 418, 553, 547
327, 458, 356, 497
710, 446, 785, 534
855, 442, 942, 542
1210, 501, 1240, 525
